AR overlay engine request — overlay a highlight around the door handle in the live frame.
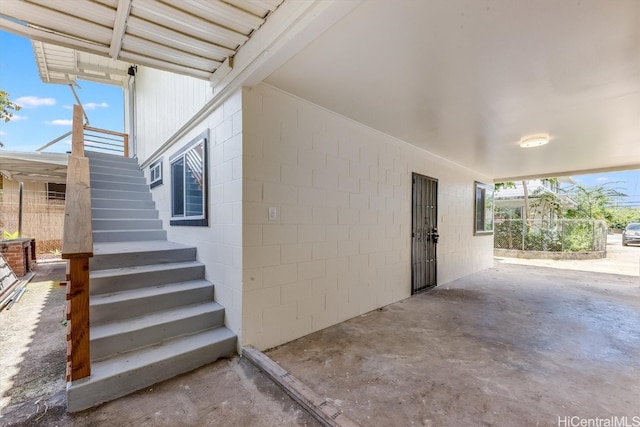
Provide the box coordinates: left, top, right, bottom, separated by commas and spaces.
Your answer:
430, 228, 439, 243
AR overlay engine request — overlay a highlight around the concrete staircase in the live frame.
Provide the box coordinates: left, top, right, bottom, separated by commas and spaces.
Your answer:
66, 151, 236, 412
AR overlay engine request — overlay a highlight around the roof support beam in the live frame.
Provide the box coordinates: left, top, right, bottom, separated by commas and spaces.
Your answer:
0, 17, 109, 57
109, 0, 132, 60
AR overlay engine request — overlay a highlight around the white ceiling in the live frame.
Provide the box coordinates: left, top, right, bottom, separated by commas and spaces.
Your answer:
265, 0, 640, 181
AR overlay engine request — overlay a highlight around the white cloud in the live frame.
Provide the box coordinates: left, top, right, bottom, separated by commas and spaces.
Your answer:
63, 102, 108, 110
84, 102, 109, 110
0, 130, 6, 136
15, 96, 56, 108
45, 119, 73, 126
596, 177, 609, 182
8, 114, 27, 121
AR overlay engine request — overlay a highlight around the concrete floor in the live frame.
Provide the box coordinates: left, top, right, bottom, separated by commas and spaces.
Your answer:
267, 262, 640, 426
2, 249, 640, 426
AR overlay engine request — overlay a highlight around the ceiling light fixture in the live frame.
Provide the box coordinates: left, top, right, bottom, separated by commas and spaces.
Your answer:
519, 134, 550, 148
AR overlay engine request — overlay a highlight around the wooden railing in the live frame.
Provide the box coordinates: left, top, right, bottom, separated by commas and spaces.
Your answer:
83, 126, 129, 157
61, 105, 130, 381
36, 121, 128, 157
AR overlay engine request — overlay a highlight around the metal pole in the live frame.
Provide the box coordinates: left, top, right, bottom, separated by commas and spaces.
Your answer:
18, 181, 23, 238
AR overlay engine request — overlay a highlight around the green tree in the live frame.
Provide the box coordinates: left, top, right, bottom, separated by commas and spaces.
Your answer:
564, 183, 627, 221
608, 207, 640, 229
530, 189, 563, 220
0, 90, 21, 123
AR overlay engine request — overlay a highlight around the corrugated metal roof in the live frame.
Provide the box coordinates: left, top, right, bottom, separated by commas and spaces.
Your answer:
0, 0, 284, 84
0, 151, 68, 184
32, 41, 130, 86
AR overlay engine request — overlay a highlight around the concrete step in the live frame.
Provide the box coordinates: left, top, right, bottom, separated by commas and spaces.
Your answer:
91, 302, 225, 360
90, 164, 144, 178
85, 151, 138, 163
91, 188, 152, 201
87, 156, 141, 170
90, 261, 205, 294
91, 179, 150, 192
92, 208, 159, 219
93, 229, 167, 243
90, 279, 214, 324
91, 240, 196, 270
90, 172, 147, 185
92, 198, 156, 210
67, 327, 236, 412
92, 218, 163, 231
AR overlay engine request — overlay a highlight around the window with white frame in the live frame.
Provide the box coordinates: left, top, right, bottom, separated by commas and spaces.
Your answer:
149, 158, 163, 189
170, 130, 208, 226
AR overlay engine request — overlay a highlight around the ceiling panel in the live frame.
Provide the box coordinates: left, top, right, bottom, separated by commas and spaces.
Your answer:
32, 41, 130, 86
0, 0, 284, 82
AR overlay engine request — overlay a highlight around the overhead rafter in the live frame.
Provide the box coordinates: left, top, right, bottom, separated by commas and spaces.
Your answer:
0, 0, 285, 82
109, 0, 132, 60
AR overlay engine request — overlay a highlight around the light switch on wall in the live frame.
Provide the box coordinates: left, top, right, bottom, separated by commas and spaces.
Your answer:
268, 207, 277, 221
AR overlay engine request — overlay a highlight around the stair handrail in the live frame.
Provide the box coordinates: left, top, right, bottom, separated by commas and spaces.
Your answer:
36, 125, 128, 157
185, 149, 203, 189
83, 126, 129, 157
62, 105, 93, 381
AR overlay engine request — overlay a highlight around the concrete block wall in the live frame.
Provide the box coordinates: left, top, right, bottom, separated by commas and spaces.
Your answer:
146, 90, 243, 342
241, 83, 494, 350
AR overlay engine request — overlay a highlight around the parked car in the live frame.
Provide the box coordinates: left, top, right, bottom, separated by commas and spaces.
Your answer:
622, 222, 640, 246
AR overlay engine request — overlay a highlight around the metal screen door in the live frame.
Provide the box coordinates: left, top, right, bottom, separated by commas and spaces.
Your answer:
411, 173, 439, 294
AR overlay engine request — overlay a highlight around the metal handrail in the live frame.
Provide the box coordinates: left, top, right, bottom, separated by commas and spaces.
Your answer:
36, 126, 129, 157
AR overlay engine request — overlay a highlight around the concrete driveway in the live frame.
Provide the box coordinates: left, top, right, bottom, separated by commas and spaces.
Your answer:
2, 249, 639, 426
499, 234, 640, 276
266, 262, 640, 426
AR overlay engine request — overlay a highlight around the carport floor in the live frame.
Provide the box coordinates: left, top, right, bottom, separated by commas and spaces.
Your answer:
266, 262, 640, 427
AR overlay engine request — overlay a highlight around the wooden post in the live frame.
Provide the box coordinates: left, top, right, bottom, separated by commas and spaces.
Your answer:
67, 257, 91, 379
62, 154, 93, 381
123, 133, 129, 157
71, 105, 84, 157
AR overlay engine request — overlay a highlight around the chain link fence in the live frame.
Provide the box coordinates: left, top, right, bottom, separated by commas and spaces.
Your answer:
494, 219, 607, 252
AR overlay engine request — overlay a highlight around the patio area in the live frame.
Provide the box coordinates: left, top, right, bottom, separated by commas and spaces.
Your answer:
1, 259, 638, 426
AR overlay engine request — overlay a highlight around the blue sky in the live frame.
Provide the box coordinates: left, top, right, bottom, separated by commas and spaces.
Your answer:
0, 31, 123, 153
0, 29, 639, 207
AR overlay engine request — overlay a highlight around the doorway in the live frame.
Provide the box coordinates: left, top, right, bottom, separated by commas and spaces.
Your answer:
411, 173, 438, 294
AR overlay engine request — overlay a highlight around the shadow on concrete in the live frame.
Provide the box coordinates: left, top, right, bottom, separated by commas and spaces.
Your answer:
0, 262, 68, 426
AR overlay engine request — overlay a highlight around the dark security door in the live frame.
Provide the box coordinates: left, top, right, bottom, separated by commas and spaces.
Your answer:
411, 173, 438, 294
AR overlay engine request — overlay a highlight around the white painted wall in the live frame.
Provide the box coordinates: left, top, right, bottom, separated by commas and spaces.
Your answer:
133, 66, 244, 341
134, 66, 212, 163
241, 84, 494, 350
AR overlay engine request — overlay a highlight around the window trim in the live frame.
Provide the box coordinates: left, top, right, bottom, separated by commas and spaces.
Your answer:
46, 182, 66, 201
169, 129, 209, 227
149, 158, 163, 189
474, 181, 494, 235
